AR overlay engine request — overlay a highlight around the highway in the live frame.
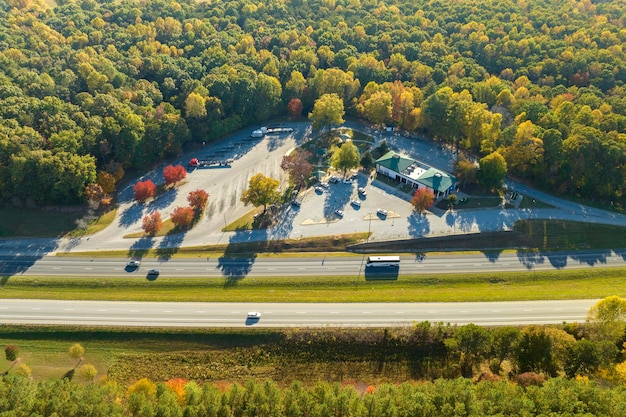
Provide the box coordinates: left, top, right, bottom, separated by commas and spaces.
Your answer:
2, 250, 626, 278
0, 299, 598, 328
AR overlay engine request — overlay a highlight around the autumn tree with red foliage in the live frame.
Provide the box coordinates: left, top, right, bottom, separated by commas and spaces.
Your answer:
411, 187, 435, 213
187, 189, 209, 211
133, 179, 156, 202
142, 211, 163, 235
163, 164, 187, 186
287, 98, 304, 118
281, 150, 312, 189
170, 206, 194, 228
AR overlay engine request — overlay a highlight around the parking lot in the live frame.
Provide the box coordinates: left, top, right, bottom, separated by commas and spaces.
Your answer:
280, 170, 416, 239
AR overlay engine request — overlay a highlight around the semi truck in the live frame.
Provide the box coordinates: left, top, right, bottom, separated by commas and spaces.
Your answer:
187, 158, 232, 168
250, 126, 294, 137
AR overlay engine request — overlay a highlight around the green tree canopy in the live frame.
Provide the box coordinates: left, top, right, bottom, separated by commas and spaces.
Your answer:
240, 173, 281, 211
330, 141, 360, 177
588, 295, 626, 342
309, 93, 345, 135
477, 151, 507, 191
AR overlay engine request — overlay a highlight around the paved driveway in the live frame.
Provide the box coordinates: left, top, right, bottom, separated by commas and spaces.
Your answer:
4, 120, 626, 255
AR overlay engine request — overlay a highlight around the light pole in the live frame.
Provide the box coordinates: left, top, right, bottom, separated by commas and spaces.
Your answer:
367, 212, 372, 241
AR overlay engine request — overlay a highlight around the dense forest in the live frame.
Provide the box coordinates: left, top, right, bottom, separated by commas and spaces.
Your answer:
4, 375, 626, 417
0, 0, 625, 206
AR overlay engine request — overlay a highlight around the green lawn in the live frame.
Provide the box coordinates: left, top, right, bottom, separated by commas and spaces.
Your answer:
0, 206, 116, 238
2, 267, 625, 302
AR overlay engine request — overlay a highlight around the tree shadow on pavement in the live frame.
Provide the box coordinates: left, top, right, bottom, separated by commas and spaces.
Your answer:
407, 212, 430, 238
0, 239, 60, 284
149, 187, 178, 211
127, 236, 156, 260
323, 183, 352, 220
569, 250, 611, 266
217, 228, 268, 285
119, 203, 145, 228
516, 249, 545, 270
481, 249, 503, 263
155, 230, 186, 260
269, 205, 298, 240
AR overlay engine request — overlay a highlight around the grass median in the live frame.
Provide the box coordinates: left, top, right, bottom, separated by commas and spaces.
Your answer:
2, 267, 626, 302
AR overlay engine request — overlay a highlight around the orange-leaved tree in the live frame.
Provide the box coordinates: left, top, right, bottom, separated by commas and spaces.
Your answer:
187, 189, 209, 212
411, 187, 435, 213
133, 179, 156, 202
142, 211, 163, 235
165, 378, 189, 406
163, 164, 186, 186
170, 206, 194, 228
84, 183, 104, 207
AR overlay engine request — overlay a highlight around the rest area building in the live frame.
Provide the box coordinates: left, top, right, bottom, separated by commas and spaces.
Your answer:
375, 151, 457, 198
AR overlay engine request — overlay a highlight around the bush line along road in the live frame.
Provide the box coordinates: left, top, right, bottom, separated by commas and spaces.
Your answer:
3, 122, 626, 327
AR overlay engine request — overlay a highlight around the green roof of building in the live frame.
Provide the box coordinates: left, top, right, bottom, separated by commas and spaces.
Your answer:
376, 151, 456, 193
375, 151, 414, 173
417, 168, 456, 193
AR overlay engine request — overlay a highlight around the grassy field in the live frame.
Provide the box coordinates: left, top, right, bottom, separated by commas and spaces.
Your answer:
2, 267, 625, 302
0, 326, 421, 386
0, 206, 116, 238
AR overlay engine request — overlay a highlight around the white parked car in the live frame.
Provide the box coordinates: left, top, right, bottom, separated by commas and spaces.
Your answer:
377, 208, 388, 217
358, 187, 367, 196
342, 178, 353, 184
319, 182, 330, 189
329, 176, 339, 183
351, 199, 361, 208
334, 209, 344, 217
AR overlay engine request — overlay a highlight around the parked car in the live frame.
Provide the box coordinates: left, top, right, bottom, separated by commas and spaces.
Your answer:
351, 199, 361, 208
291, 199, 301, 207
358, 187, 367, 196
334, 209, 344, 217
342, 178, 353, 184
329, 176, 339, 183
319, 182, 330, 189
377, 208, 388, 217
314, 186, 324, 193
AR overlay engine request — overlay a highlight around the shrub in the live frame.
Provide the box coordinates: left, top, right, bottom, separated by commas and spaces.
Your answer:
142, 211, 163, 235
171, 206, 195, 228
163, 164, 186, 186
133, 180, 156, 202
515, 372, 546, 387
4, 345, 18, 362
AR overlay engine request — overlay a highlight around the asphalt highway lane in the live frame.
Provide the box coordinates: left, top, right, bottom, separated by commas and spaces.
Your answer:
0, 299, 597, 328
2, 250, 625, 278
